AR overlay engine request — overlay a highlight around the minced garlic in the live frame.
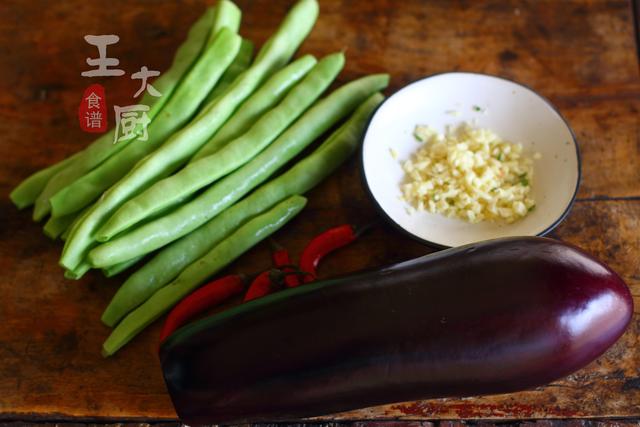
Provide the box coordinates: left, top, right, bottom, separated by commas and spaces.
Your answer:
401, 123, 539, 224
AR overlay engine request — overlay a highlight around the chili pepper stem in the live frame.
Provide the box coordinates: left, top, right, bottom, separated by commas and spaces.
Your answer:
268, 238, 286, 252
353, 219, 381, 238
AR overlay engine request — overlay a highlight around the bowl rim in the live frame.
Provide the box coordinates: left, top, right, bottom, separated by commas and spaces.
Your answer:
359, 71, 582, 249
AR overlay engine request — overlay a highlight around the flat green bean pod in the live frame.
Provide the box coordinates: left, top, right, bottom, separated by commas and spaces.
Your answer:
88, 73, 389, 267
43, 211, 81, 240
60, 226, 71, 241
151, 0, 240, 117
60, 0, 319, 273
99, 53, 342, 239
101, 92, 385, 327
199, 38, 254, 108
102, 256, 145, 278
191, 54, 317, 163
148, 0, 240, 120
60, 207, 87, 241
60, 205, 91, 242
30, 5, 230, 220
33, 131, 116, 221
10, 151, 81, 210
64, 261, 91, 280
102, 194, 307, 356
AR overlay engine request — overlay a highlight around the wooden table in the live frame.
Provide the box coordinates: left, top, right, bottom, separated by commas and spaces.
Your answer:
0, 0, 638, 423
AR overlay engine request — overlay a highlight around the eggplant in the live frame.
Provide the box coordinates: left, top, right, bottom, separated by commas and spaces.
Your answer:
159, 237, 633, 424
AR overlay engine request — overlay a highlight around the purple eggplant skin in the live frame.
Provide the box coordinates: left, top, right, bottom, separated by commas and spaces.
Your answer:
159, 237, 633, 425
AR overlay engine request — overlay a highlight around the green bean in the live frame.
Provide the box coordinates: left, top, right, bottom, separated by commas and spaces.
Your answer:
43, 211, 80, 240
67, 192, 177, 276
98, 53, 342, 239
102, 195, 306, 356
60, 227, 71, 241
60, 213, 82, 241
96, 189, 187, 277
148, 0, 240, 118
60, 0, 319, 273
10, 151, 82, 210
68, 189, 188, 275
207, 0, 241, 39
64, 261, 91, 280
191, 54, 316, 163
30, 6, 226, 220
199, 38, 254, 109
102, 256, 145, 278
100, 93, 384, 327
60, 206, 91, 241
152, 1, 240, 115
32, 131, 115, 221
50, 29, 241, 220
88, 74, 388, 267
99, 192, 194, 278
141, 0, 240, 116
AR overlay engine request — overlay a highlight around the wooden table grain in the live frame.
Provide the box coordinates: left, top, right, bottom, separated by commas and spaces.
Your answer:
0, 0, 638, 423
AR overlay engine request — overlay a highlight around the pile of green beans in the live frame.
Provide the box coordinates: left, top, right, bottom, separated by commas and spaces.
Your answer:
98, 53, 344, 239
88, 73, 388, 267
101, 93, 384, 327
52, 27, 242, 220
60, 0, 319, 272
10, 0, 390, 356
58, 28, 243, 271
191, 54, 317, 162
29, 4, 240, 221
199, 38, 254, 108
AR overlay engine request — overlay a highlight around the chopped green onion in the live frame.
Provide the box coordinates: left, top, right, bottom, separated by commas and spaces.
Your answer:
518, 173, 529, 186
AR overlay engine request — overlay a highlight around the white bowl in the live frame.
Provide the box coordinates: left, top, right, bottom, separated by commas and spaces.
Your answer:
361, 72, 580, 248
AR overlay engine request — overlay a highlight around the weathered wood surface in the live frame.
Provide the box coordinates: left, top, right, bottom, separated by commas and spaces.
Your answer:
2, 422, 640, 427
0, 0, 639, 422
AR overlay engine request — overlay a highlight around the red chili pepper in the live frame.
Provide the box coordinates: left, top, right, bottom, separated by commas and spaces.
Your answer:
243, 267, 303, 301
160, 274, 246, 344
271, 240, 300, 288
243, 270, 276, 302
299, 222, 376, 283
